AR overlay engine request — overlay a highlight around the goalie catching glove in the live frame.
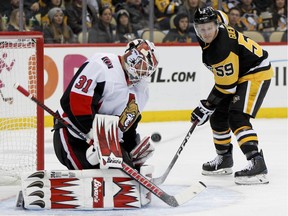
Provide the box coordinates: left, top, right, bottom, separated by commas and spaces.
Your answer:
130, 134, 155, 167
191, 100, 215, 126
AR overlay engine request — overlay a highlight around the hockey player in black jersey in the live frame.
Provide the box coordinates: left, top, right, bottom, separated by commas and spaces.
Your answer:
190, 7, 273, 185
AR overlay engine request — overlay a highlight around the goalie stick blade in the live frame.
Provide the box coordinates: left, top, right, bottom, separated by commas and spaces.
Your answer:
122, 163, 206, 207
172, 181, 206, 206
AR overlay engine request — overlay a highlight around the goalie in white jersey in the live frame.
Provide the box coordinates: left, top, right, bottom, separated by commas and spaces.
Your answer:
53, 39, 159, 171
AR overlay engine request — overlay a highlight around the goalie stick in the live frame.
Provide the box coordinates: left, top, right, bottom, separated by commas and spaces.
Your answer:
152, 120, 198, 185
14, 83, 206, 207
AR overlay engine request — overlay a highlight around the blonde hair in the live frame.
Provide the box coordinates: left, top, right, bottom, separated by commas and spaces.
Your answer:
49, 16, 71, 43
9, 9, 29, 31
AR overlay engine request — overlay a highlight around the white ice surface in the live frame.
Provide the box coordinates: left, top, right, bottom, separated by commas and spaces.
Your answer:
0, 119, 287, 216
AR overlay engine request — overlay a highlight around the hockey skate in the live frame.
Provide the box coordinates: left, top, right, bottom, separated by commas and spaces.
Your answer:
234, 150, 269, 185
202, 144, 233, 175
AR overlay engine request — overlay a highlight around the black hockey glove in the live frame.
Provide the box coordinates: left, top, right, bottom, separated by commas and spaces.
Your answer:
191, 100, 215, 126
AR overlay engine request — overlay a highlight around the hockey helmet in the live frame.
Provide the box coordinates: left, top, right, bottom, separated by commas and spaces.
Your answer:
194, 7, 218, 25
124, 39, 159, 84
193, 7, 219, 43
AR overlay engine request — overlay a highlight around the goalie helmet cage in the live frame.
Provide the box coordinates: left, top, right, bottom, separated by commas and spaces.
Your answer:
0, 32, 44, 185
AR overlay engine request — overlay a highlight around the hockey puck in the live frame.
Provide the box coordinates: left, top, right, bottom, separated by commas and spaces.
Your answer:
151, 133, 161, 142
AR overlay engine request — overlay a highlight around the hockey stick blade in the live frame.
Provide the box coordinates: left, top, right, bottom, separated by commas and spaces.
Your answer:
152, 121, 198, 185
14, 83, 206, 207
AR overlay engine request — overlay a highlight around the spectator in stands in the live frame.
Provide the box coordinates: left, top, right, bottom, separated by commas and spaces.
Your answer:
0, 0, 10, 15
253, 0, 273, 13
154, 0, 181, 30
2, 0, 22, 22
236, 0, 263, 31
116, 0, 150, 31
43, 7, 77, 43
281, 30, 287, 41
3, 0, 42, 31
228, 7, 245, 32
88, 6, 115, 43
178, 0, 206, 33
24, 0, 40, 17
98, 0, 115, 12
269, 0, 287, 31
88, 0, 101, 13
0, 14, 3, 31
216, 0, 240, 13
0, 13, 8, 31
64, 0, 101, 10
66, 0, 98, 35
163, 13, 196, 43
115, 9, 138, 43
7, 9, 30, 31
39, 0, 64, 28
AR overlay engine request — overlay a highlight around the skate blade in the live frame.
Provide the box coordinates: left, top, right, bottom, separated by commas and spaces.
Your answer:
235, 173, 269, 185
202, 168, 233, 176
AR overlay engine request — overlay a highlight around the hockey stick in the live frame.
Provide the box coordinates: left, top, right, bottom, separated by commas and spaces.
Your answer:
0, 89, 13, 104
14, 83, 206, 207
152, 120, 198, 185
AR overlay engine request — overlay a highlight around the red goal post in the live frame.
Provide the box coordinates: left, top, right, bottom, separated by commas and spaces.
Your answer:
0, 32, 44, 184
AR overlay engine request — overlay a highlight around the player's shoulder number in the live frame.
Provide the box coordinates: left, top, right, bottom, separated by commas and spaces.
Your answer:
238, 33, 263, 57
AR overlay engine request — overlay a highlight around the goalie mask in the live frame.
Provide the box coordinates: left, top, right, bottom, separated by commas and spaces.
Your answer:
123, 39, 159, 85
193, 7, 219, 43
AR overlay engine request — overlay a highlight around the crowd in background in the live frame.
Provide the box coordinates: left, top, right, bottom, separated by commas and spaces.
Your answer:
0, 0, 287, 43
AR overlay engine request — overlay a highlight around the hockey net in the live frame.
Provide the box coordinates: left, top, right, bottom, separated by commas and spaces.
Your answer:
0, 32, 44, 185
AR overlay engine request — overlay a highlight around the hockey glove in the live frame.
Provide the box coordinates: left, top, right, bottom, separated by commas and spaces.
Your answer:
191, 100, 215, 126
130, 134, 155, 167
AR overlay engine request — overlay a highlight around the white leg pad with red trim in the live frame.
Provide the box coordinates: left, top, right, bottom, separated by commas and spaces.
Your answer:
16, 166, 154, 210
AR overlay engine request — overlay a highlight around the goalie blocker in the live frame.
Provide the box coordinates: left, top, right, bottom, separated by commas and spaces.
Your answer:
16, 165, 153, 210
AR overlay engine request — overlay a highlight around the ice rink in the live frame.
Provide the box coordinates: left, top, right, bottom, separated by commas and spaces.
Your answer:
0, 118, 287, 216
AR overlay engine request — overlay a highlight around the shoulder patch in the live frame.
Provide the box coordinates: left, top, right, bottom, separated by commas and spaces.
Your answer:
118, 94, 140, 132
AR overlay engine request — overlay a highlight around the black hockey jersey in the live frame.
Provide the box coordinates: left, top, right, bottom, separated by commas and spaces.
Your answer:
196, 24, 273, 105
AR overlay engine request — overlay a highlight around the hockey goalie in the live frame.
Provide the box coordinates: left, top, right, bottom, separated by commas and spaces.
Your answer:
17, 39, 159, 210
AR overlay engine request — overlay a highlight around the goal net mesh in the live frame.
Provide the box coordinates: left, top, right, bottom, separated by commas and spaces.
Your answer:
0, 36, 43, 185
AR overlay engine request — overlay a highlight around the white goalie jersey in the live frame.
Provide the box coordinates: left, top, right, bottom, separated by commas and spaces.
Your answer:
58, 52, 150, 139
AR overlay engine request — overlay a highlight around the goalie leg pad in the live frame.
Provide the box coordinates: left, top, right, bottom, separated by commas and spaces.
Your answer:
19, 169, 149, 210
